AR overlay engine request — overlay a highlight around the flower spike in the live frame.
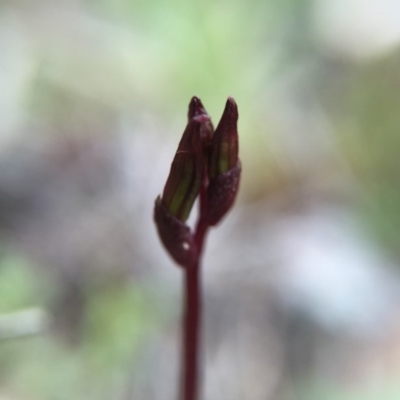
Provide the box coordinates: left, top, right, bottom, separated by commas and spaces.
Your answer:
153, 96, 242, 400
154, 96, 241, 265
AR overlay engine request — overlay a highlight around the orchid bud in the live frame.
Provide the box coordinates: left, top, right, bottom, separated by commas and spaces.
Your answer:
154, 98, 212, 267
208, 97, 239, 178
154, 96, 241, 266
206, 97, 241, 226
162, 115, 208, 222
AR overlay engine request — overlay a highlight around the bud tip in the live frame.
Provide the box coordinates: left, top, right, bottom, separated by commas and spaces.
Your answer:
188, 96, 208, 120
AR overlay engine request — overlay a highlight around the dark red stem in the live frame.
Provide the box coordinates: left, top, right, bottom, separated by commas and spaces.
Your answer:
181, 178, 209, 400
181, 261, 201, 400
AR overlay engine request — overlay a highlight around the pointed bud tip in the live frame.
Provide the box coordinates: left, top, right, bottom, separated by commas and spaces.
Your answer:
188, 96, 208, 120
190, 96, 201, 103
224, 97, 238, 120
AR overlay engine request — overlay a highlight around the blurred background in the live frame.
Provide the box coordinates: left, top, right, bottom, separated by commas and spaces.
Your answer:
1, 0, 400, 399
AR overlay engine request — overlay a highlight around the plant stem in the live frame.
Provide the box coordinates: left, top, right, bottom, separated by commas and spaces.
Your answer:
182, 218, 208, 400
181, 261, 201, 400
181, 175, 209, 400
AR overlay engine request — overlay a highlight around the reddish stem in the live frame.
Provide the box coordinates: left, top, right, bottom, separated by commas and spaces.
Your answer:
181, 180, 209, 400
181, 261, 201, 400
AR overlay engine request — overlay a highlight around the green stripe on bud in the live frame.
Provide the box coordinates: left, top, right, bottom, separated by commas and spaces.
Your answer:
208, 97, 239, 180
161, 105, 212, 222
206, 97, 241, 226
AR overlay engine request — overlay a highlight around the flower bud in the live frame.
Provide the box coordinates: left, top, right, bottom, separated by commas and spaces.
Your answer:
154, 98, 212, 266
161, 115, 208, 222
154, 96, 241, 266
208, 97, 239, 179
206, 97, 241, 226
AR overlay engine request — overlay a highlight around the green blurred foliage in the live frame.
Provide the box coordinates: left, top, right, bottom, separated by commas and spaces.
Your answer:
0, 255, 50, 312
339, 53, 400, 256
0, 272, 160, 400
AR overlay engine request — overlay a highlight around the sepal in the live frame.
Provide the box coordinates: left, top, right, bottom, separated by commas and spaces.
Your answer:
206, 161, 241, 226
161, 116, 207, 222
154, 196, 197, 267
208, 97, 239, 179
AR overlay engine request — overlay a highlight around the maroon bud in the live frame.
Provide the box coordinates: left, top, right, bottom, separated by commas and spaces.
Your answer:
154, 96, 241, 265
188, 96, 214, 153
206, 97, 241, 226
154, 197, 197, 267
208, 97, 239, 179
188, 96, 208, 120
154, 97, 212, 266
207, 162, 241, 226
161, 114, 209, 222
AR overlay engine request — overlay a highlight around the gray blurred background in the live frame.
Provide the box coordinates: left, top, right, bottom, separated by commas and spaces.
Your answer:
1, 0, 400, 399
